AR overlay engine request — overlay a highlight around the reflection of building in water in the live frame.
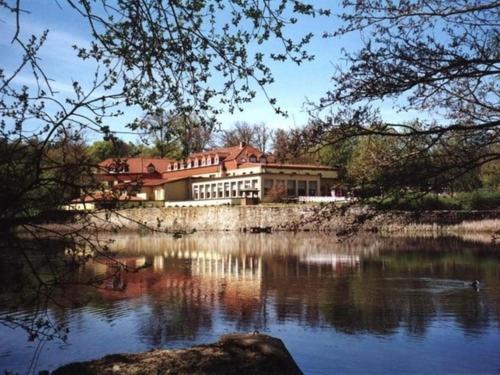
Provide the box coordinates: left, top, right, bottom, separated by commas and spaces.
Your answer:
95, 250, 263, 314
300, 254, 360, 272
162, 249, 263, 319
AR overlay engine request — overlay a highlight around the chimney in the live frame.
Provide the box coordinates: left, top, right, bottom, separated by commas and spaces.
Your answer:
239, 141, 246, 149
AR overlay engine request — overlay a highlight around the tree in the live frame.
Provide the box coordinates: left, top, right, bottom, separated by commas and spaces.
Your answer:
219, 121, 273, 153
132, 110, 179, 158
309, 0, 500, 194
272, 129, 294, 162
220, 121, 257, 147
272, 126, 318, 164
253, 123, 273, 154
86, 138, 139, 162
1, 0, 329, 342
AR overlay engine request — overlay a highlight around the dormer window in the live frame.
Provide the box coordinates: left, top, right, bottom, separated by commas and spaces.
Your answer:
173, 162, 178, 170
260, 156, 267, 164
180, 161, 185, 169
187, 160, 192, 168
201, 157, 206, 166
214, 155, 219, 164
194, 158, 199, 167
249, 155, 257, 163
167, 163, 172, 171
206, 156, 212, 165
147, 164, 156, 174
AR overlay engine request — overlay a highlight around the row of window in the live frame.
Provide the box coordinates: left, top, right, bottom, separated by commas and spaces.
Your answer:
263, 179, 318, 196
192, 179, 259, 200
168, 155, 221, 171
167, 155, 267, 171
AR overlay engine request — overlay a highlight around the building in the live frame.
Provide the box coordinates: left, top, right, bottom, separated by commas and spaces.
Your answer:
91, 143, 339, 206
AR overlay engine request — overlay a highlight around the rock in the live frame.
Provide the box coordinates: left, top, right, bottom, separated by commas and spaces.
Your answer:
52, 333, 303, 375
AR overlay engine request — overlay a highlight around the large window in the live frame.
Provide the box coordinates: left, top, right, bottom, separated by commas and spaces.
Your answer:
264, 179, 273, 196
308, 181, 317, 196
231, 181, 237, 197
297, 180, 306, 196
287, 180, 296, 196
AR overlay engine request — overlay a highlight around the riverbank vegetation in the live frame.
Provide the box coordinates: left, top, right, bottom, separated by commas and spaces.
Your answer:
375, 191, 500, 211
0, 0, 498, 362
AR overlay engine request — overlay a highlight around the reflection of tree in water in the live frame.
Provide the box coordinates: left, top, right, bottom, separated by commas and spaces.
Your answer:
318, 274, 405, 335
137, 293, 213, 347
0, 238, 81, 342
2, 233, 500, 350
446, 291, 491, 336
259, 239, 500, 337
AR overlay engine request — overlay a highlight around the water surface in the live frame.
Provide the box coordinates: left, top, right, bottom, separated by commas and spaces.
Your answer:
1, 233, 500, 374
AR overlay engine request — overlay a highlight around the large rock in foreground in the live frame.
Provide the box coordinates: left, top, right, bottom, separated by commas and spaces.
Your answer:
52, 333, 303, 375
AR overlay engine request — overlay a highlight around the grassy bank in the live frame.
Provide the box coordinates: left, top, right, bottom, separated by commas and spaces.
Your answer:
375, 191, 500, 211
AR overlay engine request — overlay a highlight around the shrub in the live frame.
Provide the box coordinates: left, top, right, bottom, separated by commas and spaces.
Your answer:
374, 190, 500, 211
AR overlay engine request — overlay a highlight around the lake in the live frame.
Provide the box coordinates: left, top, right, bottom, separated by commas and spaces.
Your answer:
1, 233, 500, 374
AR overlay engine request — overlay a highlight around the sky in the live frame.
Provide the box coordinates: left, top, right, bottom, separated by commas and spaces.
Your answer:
0, 0, 420, 143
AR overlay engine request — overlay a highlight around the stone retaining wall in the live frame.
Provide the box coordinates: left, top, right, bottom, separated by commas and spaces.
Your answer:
88, 205, 500, 234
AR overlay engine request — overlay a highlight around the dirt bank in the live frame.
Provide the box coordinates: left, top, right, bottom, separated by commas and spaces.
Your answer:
52, 333, 302, 375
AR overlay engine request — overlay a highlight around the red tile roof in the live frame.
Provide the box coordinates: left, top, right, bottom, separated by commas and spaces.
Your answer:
263, 163, 334, 170
179, 144, 266, 164
99, 158, 174, 174
237, 162, 334, 170
161, 165, 219, 179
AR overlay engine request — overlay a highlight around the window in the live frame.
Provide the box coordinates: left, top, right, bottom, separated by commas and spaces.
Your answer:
252, 179, 258, 188
194, 159, 199, 167
287, 180, 296, 196
308, 181, 317, 196
260, 156, 267, 164
297, 181, 306, 195
249, 155, 257, 162
231, 181, 237, 197
264, 179, 273, 196
201, 157, 206, 166
224, 182, 230, 197
237, 181, 244, 197
173, 163, 178, 170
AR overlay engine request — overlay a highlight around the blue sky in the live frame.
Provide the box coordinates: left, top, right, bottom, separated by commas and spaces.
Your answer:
0, 0, 419, 142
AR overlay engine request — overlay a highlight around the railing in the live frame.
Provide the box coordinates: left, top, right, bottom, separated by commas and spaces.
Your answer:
297, 196, 351, 203
165, 198, 241, 207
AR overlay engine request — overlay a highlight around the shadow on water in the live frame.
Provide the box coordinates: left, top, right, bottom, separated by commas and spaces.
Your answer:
1, 233, 500, 373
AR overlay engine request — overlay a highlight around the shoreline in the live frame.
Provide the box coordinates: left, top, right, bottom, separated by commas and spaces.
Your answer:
52, 333, 303, 375
13, 205, 500, 238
